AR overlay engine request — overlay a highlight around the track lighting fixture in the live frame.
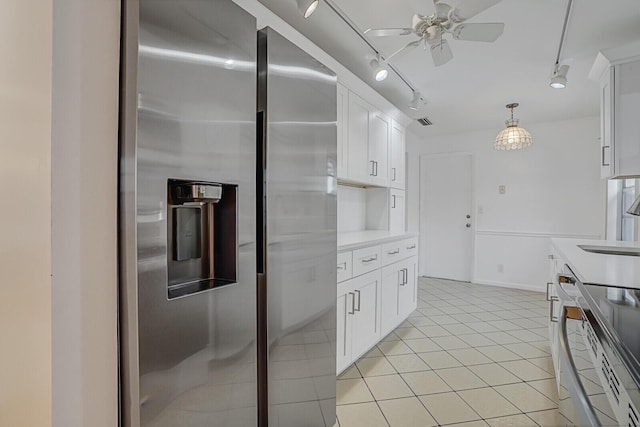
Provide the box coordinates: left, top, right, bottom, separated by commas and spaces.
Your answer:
370, 55, 388, 82
550, 64, 569, 89
297, 0, 319, 18
408, 91, 423, 110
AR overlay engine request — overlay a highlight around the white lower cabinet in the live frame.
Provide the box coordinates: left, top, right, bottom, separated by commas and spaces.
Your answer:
337, 235, 418, 374
381, 256, 417, 336
337, 270, 382, 373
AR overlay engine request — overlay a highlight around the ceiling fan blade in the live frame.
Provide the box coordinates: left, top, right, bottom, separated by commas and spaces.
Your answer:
452, 23, 504, 42
364, 28, 413, 37
430, 39, 453, 66
452, 0, 501, 21
386, 39, 422, 61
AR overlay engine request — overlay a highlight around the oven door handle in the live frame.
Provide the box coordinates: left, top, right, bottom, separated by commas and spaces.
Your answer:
558, 305, 601, 427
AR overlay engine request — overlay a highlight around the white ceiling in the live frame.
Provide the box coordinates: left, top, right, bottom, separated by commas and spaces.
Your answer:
257, 0, 640, 136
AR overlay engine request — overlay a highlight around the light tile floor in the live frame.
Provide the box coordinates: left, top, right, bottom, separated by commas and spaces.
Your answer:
336, 277, 563, 427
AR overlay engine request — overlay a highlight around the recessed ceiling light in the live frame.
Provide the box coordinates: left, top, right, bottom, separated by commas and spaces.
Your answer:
297, 0, 319, 18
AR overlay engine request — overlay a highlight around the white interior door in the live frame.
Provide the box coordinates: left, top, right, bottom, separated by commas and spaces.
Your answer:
420, 153, 473, 281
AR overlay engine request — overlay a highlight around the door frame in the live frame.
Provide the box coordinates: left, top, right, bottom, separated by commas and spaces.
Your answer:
419, 152, 476, 281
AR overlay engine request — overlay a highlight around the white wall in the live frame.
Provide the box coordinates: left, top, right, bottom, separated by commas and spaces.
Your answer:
0, 1, 52, 425
51, 1, 121, 426
338, 185, 367, 232
407, 116, 606, 291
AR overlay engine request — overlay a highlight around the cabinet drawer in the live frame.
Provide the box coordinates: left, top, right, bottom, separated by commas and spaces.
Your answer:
337, 251, 353, 283
381, 240, 404, 266
352, 245, 382, 277
403, 238, 418, 258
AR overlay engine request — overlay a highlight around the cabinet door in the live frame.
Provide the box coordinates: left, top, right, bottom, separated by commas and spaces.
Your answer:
399, 257, 417, 318
389, 189, 405, 233
337, 83, 349, 180
350, 271, 381, 359
368, 111, 390, 186
380, 263, 402, 336
614, 59, 640, 177
390, 121, 406, 190
600, 66, 615, 179
347, 92, 370, 183
336, 291, 352, 373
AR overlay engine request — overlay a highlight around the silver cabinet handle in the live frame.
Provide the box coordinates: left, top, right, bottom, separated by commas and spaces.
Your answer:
362, 255, 378, 263
549, 297, 559, 323
398, 270, 404, 285
406, 244, 416, 250
370, 160, 375, 176
387, 249, 400, 255
557, 306, 601, 426
404, 268, 408, 285
601, 145, 610, 167
337, 262, 347, 271
374, 161, 378, 177
392, 167, 396, 181
354, 289, 361, 312
546, 282, 553, 301
399, 268, 407, 286
348, 292, 355, 315
392, 195, 396, 209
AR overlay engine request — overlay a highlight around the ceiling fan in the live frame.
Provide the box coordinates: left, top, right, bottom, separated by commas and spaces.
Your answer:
364, 0, 505, 66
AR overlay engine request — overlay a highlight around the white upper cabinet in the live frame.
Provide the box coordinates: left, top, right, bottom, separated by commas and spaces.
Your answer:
368, 110, 390, 187
590, 41, 640, 179
347, 91, 371, 183
337, 83, 349, 180
390, 120, 406, 190
345, 91, 390, 187
389, 189, 405, 233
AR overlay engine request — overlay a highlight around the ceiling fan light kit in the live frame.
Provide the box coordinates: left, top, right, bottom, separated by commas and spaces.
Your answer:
494, 103, 533, 150
365, 0, 505, 67
370, 56, 389, 81
297, 0, 319, 18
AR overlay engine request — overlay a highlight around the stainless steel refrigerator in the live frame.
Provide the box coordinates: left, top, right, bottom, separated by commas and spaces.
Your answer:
119, 1, 336, 426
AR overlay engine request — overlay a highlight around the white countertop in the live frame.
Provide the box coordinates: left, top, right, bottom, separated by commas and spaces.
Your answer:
338, 230, 419, 251
552, 238, 640, 289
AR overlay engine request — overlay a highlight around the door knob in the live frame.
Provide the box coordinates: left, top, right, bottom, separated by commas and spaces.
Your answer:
466, 223, 471, 228
466, 214, 471, 219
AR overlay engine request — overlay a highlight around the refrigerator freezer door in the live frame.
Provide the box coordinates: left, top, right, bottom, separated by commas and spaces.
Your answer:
258, 28, 338, 427
120, 0, 257, 425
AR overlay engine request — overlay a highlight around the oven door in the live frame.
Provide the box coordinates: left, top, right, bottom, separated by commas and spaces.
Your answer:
557, 284, 619, 426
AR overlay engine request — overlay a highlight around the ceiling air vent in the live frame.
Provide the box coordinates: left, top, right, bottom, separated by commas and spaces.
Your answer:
417, 116, 433, 126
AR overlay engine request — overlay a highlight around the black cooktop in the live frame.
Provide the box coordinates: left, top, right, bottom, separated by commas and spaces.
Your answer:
582, 283, 640, 386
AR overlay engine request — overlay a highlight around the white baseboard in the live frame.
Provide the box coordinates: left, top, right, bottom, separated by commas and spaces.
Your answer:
472, 278, 545, 293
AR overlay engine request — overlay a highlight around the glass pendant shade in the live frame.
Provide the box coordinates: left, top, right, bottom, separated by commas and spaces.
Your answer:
494, 103, 532, 150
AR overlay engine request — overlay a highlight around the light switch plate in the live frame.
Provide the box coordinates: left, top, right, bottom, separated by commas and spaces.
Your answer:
498, 185, 506, 195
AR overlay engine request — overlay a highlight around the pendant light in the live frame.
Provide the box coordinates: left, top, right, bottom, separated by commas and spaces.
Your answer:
494, 103, 532, 150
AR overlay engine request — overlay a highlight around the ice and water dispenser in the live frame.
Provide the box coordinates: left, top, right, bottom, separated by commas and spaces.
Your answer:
167, 179, 237, 299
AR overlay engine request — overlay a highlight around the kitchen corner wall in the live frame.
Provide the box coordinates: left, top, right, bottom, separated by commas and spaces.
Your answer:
0, 1, 52, 425
51, 1, 120, 426
407, 116, 606, 291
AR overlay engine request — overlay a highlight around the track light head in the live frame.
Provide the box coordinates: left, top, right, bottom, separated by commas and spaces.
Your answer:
550, 64, 569, 89
408, 91, 423, 110
370, 56, 388, 82
297, 0, 319, 18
